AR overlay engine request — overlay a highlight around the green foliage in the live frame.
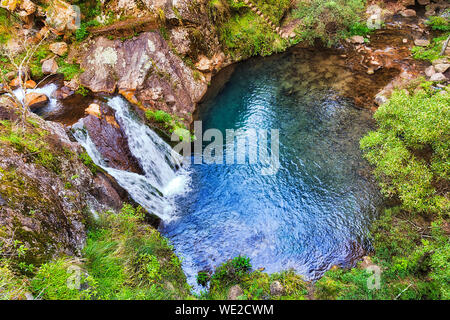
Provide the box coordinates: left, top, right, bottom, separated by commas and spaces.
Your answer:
360, 86, 449, 214
217, 11, 288, 58
57, 57, 83, 81
205, 256, 308, 300
0, 259, 28, 300
348, 21, 371, 37
78, 151, 99, 175
145, 109, 189, 140
426, 16, 450, 32
292, 0, 367, 46
82, 205, 191, 300
411, 35, 450, 62
196, 271, 211, 287
31, 258, 98, 300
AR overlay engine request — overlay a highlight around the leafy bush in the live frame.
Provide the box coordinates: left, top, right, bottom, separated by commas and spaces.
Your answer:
426, 16, 450, 32
360, 86, 449, 214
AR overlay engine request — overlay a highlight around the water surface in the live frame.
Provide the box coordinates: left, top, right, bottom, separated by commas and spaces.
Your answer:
162, 49, 383, 287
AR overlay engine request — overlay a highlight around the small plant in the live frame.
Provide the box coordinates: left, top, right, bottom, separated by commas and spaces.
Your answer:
425, 16, 450, 32
196, 271, 211, 287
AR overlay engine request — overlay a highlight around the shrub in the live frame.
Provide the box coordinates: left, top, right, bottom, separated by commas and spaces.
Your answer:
360, 86, 450, 214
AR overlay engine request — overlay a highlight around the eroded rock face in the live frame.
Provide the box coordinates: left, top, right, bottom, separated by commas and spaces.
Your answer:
0, 97, 132, 264
79, 32, 208, 123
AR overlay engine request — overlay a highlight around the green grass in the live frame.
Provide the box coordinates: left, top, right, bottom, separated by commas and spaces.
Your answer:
82, 205, 192, 300
292, 0, 367, 45
411, 34, 450, 62
0, 120, 61, 174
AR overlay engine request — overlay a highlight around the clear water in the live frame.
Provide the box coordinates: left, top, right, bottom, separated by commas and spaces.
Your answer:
162, 51, 383, 288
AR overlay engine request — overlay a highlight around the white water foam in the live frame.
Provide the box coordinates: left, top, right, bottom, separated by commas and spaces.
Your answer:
72, 97, 190, 222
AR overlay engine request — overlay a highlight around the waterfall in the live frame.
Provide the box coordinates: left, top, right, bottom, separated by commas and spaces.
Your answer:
72, 97, 190, 222
12, 83, 60, 116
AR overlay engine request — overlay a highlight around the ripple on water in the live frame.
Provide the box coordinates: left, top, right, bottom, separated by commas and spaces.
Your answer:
161, 50, 383, 290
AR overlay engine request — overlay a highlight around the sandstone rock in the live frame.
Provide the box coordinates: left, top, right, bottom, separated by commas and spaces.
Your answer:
24, 92, 49, 110
49, 42, 68, 56
19, 0, 36, 15
79, 32, 208, 123
430, 73, 447, 82
45, 0, 80, 34
54, 86, 74, 100
400, 9, 416, 17
425, 65, 436, 78
270, 281, 285, 296
399, 0, 415, 6
432, 58, 449, 66
228, 285, 244, 300
42, 58, 58, 75
414, 39, 430, 47
85, 103, 101, 118
9, 77, 21, 89
24, 80, 36, 89
434, 64, 450, 73
196, 55, 214, 72
349, 35, 365, 44
375, 94, 388, 106
169, 27, 191, 56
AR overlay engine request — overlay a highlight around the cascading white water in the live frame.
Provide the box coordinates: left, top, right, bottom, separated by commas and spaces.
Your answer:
72, 97, 190, 222
13, 83, 59, 116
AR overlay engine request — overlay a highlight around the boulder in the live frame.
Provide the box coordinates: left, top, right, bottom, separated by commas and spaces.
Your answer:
79, 32, 208, 123
425, 65, 436, 78
49, 42, 68, 56
227, 285, 244, 300
270, 281, 285, 296
85, 103, 101, 118
399, 0, 415, 6
400, 9, 416, 17
434, 64, 450, 73
24, 92, 49, 110
24, 80, 36, 89
45, 0, 80, 34
414, 39, 430, 47
19, 0, 36, 15
417, 0, 430, 5
432, 58, 449, 66
349, 35, 365, 44
430, 73, 447, 82
42, 58, 58, 75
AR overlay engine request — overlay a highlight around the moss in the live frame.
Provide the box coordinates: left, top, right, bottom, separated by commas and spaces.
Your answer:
411, 34, 450, 62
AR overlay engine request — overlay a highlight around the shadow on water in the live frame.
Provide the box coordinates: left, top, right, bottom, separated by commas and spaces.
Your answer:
161, 48, 385, 290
